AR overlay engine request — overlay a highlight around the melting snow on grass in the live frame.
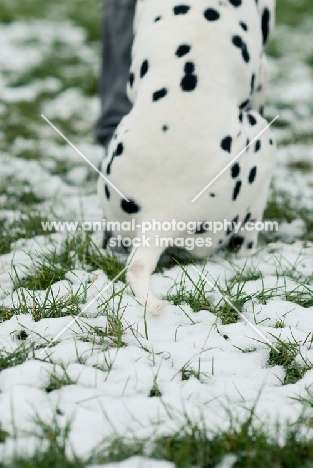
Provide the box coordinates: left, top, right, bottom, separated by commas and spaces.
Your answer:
0, 1, 313, 466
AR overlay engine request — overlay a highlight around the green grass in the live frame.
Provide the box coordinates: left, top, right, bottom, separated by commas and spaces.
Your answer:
0, 210, 54, 256
2, 411, 313, 468
6, 416, 86, 468
0, 0, 313, 466
80, 292, 127, 349
10, 279, 84, 322
9, 47, 98, 97
276, 0, 313, 28
14, 234, 126, 292
0, 0, 100, 155
0, 0, 102, 42
149, 379, 162, 398
264, 189, 313, 242
166, 264, 255, 325
95, 414, 313, 468
180, 359, 209, 382
166, 261, 313, 333
45, 368, 77, 393
0, 306, 16, 324
0, 177, 44, 208
166, 266, 211, 315
267, 0, 313, 67
287, 160, 313, 173
0, 344, 36, 372
268, 338, 312, 385
0, 425, 9, 444
285, 285, 313, 309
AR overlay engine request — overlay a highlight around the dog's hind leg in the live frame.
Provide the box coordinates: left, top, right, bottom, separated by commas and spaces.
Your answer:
126, 241, 165, 316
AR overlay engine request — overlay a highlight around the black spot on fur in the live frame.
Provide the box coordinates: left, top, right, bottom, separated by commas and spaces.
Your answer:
153, 88, 168, 101
247, 241, 254, 249
259, 105, 264, 116
184, 62, 194, 74
176, 44, 191, 58
240, 21, 248, 31
181, 75, 197, 92
129, 72, 134, 87
106, 163, 111, 176
204, 8, 220, 21
155, 16, 162, 22
227, 215, 239, 235
243, 212, 251, 223
181, 62, 197, 92
248, 167, 257, 184
140, 60, 149, 78
219, 239, 223, 245
229, 235, 245, 249
231, 163, 240, 178
121, 199, 141, 214
269, 138, 274, 145
162, 125, 169, 132
174, 5, 190, 15
229, 0, 242, 6
102, 230, 113, 249
240, 99, 250, 110
115, 142, 124, 156
232, 35, 250, 63
233, 181, 242, 201
261, 8, 270, 45
247, 113, 257, 126
239, 112, 243, 122
227, 224, 233, 236
221, 136, 232, 153
241, 44, 250, 63
255, 140, 261, 152
195, 222, 209, 234
105, 185, 110, 200
251, 73, 256, 94
210, 193, 216, 197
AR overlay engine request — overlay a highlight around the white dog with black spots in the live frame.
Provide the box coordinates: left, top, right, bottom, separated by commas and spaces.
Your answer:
98, 0, 276, 315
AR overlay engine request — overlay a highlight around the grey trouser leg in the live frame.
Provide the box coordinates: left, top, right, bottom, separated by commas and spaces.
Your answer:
94, 0, 137, 147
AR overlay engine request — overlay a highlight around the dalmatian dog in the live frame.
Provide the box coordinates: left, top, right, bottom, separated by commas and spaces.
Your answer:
98, 0, 276, 315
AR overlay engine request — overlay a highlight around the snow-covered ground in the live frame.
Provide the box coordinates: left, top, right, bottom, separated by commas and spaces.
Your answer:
0, 2, 313, 466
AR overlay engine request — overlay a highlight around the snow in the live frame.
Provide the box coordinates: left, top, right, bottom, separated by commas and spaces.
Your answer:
88, 458, 175, 468
0, 11, 313, 465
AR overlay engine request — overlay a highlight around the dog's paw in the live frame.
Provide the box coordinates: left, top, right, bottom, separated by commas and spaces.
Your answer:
146, 298, 164, 316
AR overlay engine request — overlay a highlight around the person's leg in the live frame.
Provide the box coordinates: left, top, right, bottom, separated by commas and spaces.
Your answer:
94, 0, 137, 147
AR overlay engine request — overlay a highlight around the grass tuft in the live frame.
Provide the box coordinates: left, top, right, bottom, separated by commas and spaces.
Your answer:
149, 379, 162, 398
0, 210, 53, 256
0, 344, 35, 372
97, 413, 313, 467
264, 190, 313, 242
45, 368, 77, 393
165, 265, 211, 314
14, 234, 126, 292
268, 339, 312, 385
